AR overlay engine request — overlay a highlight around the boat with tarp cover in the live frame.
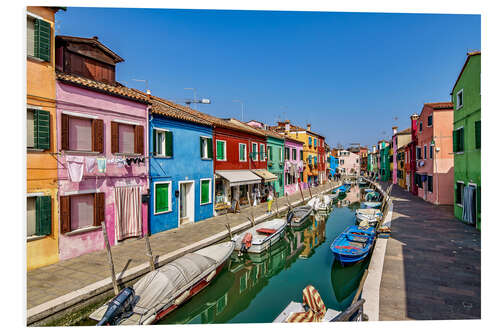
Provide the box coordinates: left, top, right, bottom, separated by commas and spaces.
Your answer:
288, 205, 313, 228
330, 225, 375, 266
90, 241, 235, 325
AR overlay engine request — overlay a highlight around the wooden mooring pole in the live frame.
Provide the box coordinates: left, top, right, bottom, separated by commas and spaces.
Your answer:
308, 184, 313, 199
274, 190, 280, 214
101, 222, 119, 295
225, 223, 233, 239
144, 232, 155, 272
298, 183, 305, 202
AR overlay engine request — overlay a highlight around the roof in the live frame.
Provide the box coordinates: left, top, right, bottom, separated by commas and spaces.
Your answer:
451, 51, 481, 94
423, 102, 454, 110
222, 119, 268, 138
269, 122, 325, 139
56, 35, 124, 63
396, 128, 411, 135
245, 122, 284, 140
282, 135, 305, 145
56, 72, 150, 103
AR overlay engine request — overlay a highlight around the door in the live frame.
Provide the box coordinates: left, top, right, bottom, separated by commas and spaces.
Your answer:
179, 181, 194, 224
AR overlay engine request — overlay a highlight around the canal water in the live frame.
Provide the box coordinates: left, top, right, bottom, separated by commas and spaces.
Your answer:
157, 184, 370, 325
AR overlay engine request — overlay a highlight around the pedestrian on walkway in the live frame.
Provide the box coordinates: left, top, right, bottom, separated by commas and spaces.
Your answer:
267, 190, 274, 214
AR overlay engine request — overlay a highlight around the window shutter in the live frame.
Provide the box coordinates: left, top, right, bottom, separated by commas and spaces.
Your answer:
201, 180, 210, 204
207, 138, 213, 159
459, 128, 464, 152
34, 18, 51, 62
111, 121, 119, 153
35, 196, 52, 236
61, 113, 69, 151
134, 125, 144, 155
92, 119, 104, 153
60, 195, 71, 234
165, 131, 173, 157
94, 192, 105, 227
200, 137, 204, 158
475, 121, 481, 149
34, 109, 50, 150
152, 129, 157, 156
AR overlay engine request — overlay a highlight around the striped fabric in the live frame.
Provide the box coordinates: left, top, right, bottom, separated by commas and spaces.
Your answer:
286, 285, 327, 323
115, 186, 143, 241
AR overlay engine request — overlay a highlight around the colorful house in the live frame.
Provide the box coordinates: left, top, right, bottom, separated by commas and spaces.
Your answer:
408, 114, 420, 194
451, 51, 481, 229
26, 6, 65, 270
283, 136, 304, 196
414, 102, 454, 205
367, 145, 377, 177
378, 140, 390, 182
144, 95, 214, 234
338, 150, 360, 176
392, 127, 412, 187
55, 35, 150, 261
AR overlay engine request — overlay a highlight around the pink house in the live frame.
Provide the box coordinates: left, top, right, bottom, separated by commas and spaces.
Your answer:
284, 137, 304, 195
55, 36, 150, 261
338, 150, 360, 176
414, 102, 454, 205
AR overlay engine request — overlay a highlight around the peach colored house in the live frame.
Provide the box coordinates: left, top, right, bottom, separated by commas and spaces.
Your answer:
414, 102, 454, 205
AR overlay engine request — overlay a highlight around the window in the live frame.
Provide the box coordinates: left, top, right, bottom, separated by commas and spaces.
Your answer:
27, 196, 52, 238
112, 122, 144, 155
424, 145, 427, 160
267, 146, 273, 161
279, 148, 283, 162
153, 129, 173, 157
453, 128, 464, 153
430, 145, 434, 159
428, 175, 433, 193
475, 121, 481, 149
154, 182, 172, 214
200, 179, 212, 205
340, 159, 344, 165
251, 143, 258, 161
200, 136, 213, 159
300, 151, 303, 160
419, 122, 423, 132
285, 147, 290, 160
239, 143, 247, 162
260, 143, 266, 160
314, 138, 317, 148
216, 140, 226, 161
60, 193, 104, 233
292, 148, 297, 160
428, 115, 433, 127
27, 15, 51, 61
416, 147, 422, 160
456, 182, 464, 205
27, 108, 50, 150
308, 137, 312, 146
61, 114, 104, 153
456, 89, 464, 109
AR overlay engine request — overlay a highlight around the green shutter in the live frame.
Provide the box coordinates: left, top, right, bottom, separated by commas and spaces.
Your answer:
152, 129, 157, 155
34, 18, 51, 62
453, 130, 458, 153
35, 196, 51, 236
201, 180, 210, 204
35, 110, 50, 150
475, 121, 481, 149
459, 128, 464, 152
155, 183, 170, 213
165, 131, 173, 157
200, 137, 204, 158
239, 144, 245, 160
207, 138, 213, 159
216, 141, 223, 160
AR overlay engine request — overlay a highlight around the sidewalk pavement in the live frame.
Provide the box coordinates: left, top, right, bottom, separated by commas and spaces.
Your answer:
378, 182, 481, 320
27, 181, 338, 319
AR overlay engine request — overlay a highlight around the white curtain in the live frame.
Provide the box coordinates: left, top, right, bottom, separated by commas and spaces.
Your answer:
115, 186, 143, 241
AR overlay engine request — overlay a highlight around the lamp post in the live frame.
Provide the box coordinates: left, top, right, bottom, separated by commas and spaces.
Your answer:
233, 100, 244, 121
184, 87, 211, 108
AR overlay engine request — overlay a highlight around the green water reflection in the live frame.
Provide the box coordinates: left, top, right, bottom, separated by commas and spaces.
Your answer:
160, 185, 368, 325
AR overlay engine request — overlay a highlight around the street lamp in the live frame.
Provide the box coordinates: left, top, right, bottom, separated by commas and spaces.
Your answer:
184, 88, 211, 108
233, 100, 244, 121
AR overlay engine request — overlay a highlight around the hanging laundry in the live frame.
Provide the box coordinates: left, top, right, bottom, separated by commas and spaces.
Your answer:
97, 157, 107, 173
66, 156, 85, 182
85, 157, 97, 173
114, 157, 126, 168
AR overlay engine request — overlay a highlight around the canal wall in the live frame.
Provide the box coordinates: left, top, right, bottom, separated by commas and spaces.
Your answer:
362, 180, 393, 321
28, 182, 339, 326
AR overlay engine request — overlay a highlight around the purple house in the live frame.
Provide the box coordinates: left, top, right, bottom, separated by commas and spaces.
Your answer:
55, 36, 150, 261
284, 137, 304, 196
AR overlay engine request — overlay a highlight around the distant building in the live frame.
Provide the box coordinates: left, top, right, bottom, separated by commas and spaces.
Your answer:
338, 150, 360, 176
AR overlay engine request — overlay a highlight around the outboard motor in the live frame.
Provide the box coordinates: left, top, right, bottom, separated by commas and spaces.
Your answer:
96, 287, 135, 326
286, 210, 294, 225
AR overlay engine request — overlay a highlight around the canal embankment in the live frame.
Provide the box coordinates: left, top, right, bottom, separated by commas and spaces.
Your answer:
27, 181, 340, 326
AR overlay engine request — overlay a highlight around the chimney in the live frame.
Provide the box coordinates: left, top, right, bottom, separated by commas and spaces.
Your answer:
392, 126, 398, 135
146, 89, 151, 95
307, 124, 311, 131
372, 145, 376, 153
92, 36, 99, 40
410, 113, 419, 121
285, 120, 290, 133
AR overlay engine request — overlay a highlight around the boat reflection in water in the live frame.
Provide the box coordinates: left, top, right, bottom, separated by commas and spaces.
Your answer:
329, 257, 369, 311
298, 213, 327, 259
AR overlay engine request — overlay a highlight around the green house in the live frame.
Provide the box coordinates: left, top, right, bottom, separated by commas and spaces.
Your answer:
266, 134, 285, 197
451, 51, 481, 230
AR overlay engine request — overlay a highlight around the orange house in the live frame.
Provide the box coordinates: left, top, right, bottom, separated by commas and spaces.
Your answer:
27, 6, 64, 270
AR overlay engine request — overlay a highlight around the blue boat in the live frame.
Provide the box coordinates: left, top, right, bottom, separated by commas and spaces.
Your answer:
334, 184, 351, 194
330, 226, 376, 266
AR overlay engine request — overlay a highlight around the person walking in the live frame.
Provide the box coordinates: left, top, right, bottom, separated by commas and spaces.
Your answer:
267, 189, 274, 214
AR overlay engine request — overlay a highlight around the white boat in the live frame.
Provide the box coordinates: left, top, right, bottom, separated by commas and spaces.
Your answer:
90, 241, 235, 325
307, 197, 320, 210
362, 201, 381, 208
232, 218, 288, 254
355, 208, 383, 226
329, 191, 339, 201
288, 205, 313, 227
273, 301, 340, 323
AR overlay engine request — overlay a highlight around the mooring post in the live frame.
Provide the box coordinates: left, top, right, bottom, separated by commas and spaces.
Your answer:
308, 184, 313, 199
144, 232, 155, 272
285, 192, 291, 210
225, 223, 233, 239
298, 183, 305, 202
274, 189, 280, 214
101, 222, 119, 295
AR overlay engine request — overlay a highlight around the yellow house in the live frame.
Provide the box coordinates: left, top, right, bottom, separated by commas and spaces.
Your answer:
27, 6, 64, 270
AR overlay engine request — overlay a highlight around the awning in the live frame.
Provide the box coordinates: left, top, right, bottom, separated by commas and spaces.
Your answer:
215, 170, 262, 186
252, 169, 278, 182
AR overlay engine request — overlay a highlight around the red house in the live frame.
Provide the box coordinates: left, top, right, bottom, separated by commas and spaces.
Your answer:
409, 114, 419, 195
317, 137, 326, 184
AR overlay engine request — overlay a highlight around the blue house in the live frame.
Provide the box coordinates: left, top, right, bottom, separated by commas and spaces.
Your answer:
148, 96, 214, 234
329, 155, 339, 178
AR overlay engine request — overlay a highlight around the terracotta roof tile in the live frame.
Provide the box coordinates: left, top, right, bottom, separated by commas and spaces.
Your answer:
56, 72, 149, 103
424, 102, 454, 110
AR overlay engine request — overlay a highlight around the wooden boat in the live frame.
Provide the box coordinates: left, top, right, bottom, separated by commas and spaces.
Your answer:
361, 201, 381, 208
288, 205, 313, 227
307, 197, 320, 211
330, 226, 376, 265
363, 188, 375, 193
355, 208, 382, 226
232, 218, 288, 254
329, 191, 339, 201
90, 241, 235, 325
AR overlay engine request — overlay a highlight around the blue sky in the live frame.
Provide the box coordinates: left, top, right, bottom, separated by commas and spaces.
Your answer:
55, 8, 480, 148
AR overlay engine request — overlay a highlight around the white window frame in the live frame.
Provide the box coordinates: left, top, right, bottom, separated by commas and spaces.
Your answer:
416, 146, 422, 160
260, 143, 266, 161
251, 142, 258, 161
216, 140, 227, 161
200, 136, 210, 160
154, 128, 170, 158
154, 181, 173, 215
239, 143, 247, 162
200, 178, 213, 205
456, 89, 464, 110
279, 147, 283, 162
454, 126, 465, 155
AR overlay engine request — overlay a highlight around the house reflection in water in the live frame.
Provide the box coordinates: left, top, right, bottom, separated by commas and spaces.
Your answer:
299, 214, 327, 259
